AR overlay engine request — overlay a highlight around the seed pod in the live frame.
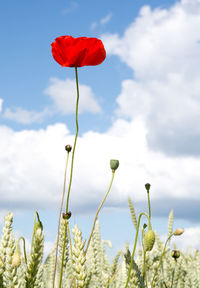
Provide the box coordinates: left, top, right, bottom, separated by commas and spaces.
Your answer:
145, 183, 151, 192
110, 159, 119, 171
144, 229, 155, 251
63, 211, 72, 220
65, 145, 72, 152
171, 250, 180, 260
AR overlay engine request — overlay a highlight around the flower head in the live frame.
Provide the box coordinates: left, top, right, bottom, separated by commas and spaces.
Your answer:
110, 159, 119, 171
51, 36, 106, 67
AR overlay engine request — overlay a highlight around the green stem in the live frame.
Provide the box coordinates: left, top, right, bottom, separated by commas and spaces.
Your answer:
171, 267, 175, 288
151, 233, 175, 288
66, 67, 79, 213
125, 212, 150, 288
142, 227, 147, 287
85, 170, 115, 255
53, 151, 70, 288
59, 67, 80, 288
147, 191, 151, 222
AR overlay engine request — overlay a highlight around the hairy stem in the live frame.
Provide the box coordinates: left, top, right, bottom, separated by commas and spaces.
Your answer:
66, 66, 79, 213
85, 170, 115, 255
59, 67, 80, 288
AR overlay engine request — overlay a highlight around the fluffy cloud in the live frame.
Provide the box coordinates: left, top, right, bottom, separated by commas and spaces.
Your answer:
3, 107, 51, 124
0, 119, 200, 222
102, 0, 200, 156
171, 226, 200, 251
1, 77, 101, 124
44, 77, 102, 114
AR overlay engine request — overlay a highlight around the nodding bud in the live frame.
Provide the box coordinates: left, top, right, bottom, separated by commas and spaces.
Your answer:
12, 252, 21, 268
65, 145, 72, 152
63, 211, 72, 220
145, 183, 151, 192
171, 250, 180, 260
110, 159, 119, 171
144, 229, 155, 251
173, 228, 184, 236
12, 243, 21, 268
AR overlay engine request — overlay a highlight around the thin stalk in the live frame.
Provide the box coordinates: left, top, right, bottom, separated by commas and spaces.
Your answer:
124, 212, 150, 288
85, 170, 115, 255
171, 268, 175, 288
66, 67, 79, 213
59, 67, 80, 288
142, 227, 147, 287
147, 191, 151, 221
53, 151, 70, 288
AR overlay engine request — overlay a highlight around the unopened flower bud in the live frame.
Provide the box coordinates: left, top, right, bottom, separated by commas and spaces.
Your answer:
171, 250, 180, 260
110, 159, 119, 171
144, 229, 155, 251
12, 250, 21, 268
65, 145, 72, 152
173, 228, 184, 236
145, 183, 151, 192
63, 211, 72, 220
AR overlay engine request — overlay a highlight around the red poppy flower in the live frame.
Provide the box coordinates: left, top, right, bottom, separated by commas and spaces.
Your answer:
51, 36, 106, 67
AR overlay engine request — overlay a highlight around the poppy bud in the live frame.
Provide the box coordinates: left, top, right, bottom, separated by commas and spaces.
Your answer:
63, 211, 72, 220
173, 228, 184, 236
144, 229, 155, 251
12, 247, 21, 268
171, 250, 180, 260
65, 145, 72, 152
110, 159, 119, 171
145, 183, 151, 192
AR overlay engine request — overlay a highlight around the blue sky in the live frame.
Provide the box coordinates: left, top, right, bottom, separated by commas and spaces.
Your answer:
0, 0, 200, 259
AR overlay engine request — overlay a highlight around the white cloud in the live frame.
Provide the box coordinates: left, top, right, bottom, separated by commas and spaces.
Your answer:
171, 226, 200, 251
102, 0, 200, 155
160, 226, 200, 251
44, 78, 102, 115
0, 99, 3, 113
0, 118, 200, 221
3, 107, 51, 124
